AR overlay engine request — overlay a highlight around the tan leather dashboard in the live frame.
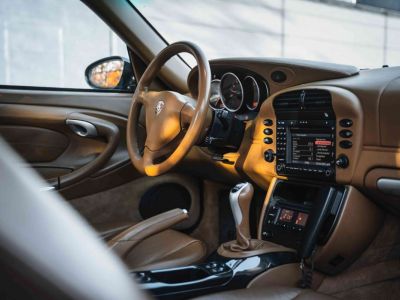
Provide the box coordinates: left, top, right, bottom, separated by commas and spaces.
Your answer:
187, 59, 400, 213
188, 57, 359, 97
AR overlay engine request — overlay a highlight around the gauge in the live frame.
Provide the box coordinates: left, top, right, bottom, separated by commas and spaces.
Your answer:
243, 76, 260, 111
220, 72, 243, 112
209, 79, 223, 109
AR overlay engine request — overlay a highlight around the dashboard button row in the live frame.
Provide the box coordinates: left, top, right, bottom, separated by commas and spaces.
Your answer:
339, 118, 353, 150
264, 119, 274, 145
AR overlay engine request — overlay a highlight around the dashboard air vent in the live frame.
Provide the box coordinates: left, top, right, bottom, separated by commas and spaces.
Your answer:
273, 89, 332, 111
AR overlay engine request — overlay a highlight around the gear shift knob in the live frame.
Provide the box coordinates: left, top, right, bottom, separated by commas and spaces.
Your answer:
229, 182, 254, 248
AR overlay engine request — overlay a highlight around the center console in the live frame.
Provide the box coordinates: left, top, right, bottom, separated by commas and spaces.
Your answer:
135, 88, 376, 298
133, 252, 297, 299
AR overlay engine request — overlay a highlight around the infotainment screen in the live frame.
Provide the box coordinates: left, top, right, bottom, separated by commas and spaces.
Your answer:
290, 131, 333, 167
275, 118, 336, 179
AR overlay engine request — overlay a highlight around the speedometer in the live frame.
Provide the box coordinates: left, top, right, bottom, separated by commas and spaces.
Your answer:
220, 72, 243, 112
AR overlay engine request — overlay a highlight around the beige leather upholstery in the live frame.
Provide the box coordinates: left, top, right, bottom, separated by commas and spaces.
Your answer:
218, 239, 295, 258
108, 208, 189, 258
107, 208, 207, 271
124, 229, 207, 271
195, 286, 335, 300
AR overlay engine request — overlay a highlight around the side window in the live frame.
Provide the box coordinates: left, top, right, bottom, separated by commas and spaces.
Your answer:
0, 0, 133, 91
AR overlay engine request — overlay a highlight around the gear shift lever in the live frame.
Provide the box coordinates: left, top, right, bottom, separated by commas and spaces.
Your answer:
218, 182, 295, 258
229, 182, 254, 250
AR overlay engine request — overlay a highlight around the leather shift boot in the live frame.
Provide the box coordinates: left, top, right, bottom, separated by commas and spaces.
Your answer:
218, 239, 296, 258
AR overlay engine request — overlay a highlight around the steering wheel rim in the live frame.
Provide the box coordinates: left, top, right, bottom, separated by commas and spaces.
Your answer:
127, 41, 211, 176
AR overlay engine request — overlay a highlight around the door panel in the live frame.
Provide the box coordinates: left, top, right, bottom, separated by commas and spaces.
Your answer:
0, 88, 133, 116
0, 87, 204, 239
0, 103, 135, 190
69, 173, 202, 238
0, 88, 143, 198
0, 125, 69, 162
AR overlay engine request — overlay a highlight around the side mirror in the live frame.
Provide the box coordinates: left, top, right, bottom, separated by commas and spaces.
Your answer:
85, 56, 135, 91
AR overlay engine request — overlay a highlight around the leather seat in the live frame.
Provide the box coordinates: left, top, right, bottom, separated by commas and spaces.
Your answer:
123, 229, 206, 271
107, 209, 207, 271
195, 286, 335, 300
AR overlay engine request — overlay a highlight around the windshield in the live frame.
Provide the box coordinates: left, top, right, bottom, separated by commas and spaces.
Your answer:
131, 0, 400, 69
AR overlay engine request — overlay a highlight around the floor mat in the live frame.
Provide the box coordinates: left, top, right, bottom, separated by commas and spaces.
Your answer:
317, 214, 400, 298
334, 277, 400, 300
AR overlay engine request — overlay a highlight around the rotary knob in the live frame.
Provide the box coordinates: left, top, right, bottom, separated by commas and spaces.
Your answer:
264, 150, 275, 162
336, 155, 349, 169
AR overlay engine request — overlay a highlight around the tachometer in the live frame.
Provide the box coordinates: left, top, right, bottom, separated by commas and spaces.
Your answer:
220, 72, 243, 112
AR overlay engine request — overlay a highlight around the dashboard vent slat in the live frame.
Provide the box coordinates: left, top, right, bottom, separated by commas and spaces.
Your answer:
273, 89, 332, 111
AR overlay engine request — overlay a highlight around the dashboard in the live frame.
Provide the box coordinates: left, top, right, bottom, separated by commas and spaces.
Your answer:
186, 57, 400, 213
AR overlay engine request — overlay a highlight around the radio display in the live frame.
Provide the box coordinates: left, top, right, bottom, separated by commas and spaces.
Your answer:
290, 131, 333, 167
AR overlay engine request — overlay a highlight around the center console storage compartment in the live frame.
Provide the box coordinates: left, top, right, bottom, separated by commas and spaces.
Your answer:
259, 179, 345, 253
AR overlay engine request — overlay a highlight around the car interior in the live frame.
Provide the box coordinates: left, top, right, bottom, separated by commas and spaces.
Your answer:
1, 0, 400, 299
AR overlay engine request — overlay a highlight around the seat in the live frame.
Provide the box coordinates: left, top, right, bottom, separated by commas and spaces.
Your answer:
107, 209, 207, 271
122, 228, 206, 271
195, 286, 335, 300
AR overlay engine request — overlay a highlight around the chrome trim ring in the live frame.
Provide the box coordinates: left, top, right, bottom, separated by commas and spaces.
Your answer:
220, 72, 244, 113
209, 78, 222, 110
243, 75, 260, 111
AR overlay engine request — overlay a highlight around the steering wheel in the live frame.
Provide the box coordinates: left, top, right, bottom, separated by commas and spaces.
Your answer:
127, 41, 211, 176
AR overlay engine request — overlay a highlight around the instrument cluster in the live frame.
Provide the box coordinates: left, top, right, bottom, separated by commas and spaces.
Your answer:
209, 71, 269, 119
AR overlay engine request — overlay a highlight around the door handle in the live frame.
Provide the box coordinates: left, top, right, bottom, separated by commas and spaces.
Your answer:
66, 119, 98, 137
49, 113, 120, 190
